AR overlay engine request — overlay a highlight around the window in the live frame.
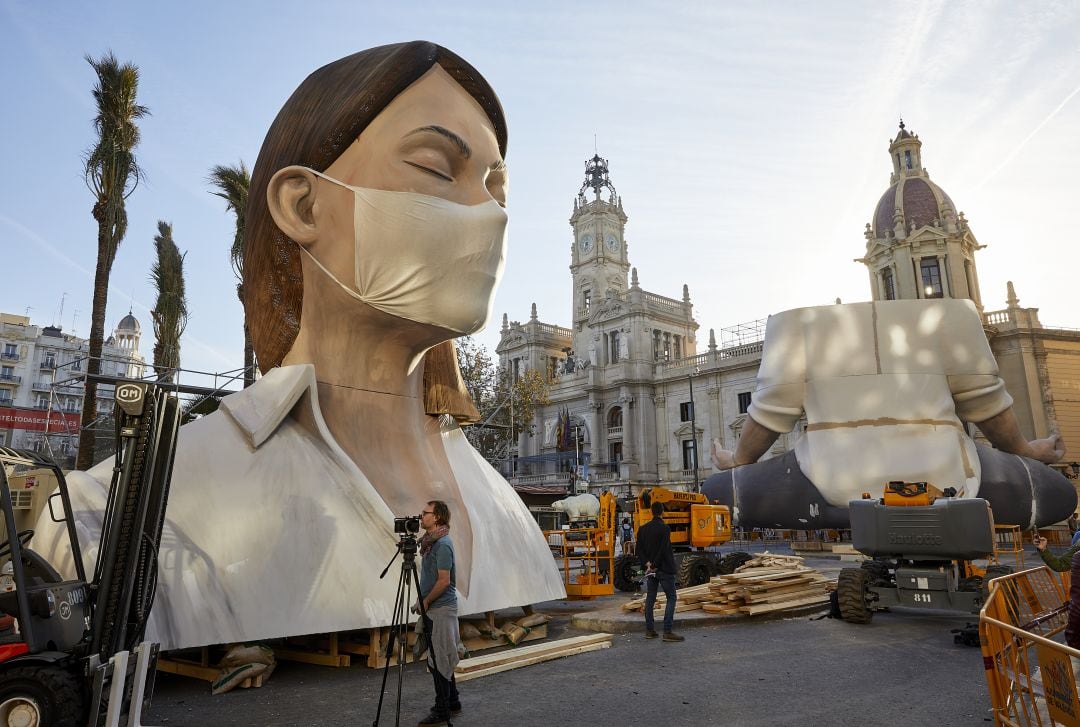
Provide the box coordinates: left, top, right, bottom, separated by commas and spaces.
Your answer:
904, 150, 912, 169
582, 290, 591, 315
608, 331, 620, 363
72, 358, 81, 371
0, 365, 12, 381
2, 344, 16, 359
679, 402, 694, 422
42, 351, 56, 368
673, 335, 682, 360
609, 441, 623, 463
608, 406, 623, 429
682, 439, 696, 470
737, 392, 752, 414
35, 395, 49, 409
920, 258, 943, 298
652, 330, 662, 361
882, 268, 896, 300
511, 358, 521, 383
0, 392, 11, 405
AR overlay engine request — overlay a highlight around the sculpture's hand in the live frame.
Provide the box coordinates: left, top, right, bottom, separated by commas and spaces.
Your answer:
711, 438, 736, 471
1028, 433, 1065, 464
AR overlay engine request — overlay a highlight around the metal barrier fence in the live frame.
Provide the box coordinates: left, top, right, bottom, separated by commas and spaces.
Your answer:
995, 525, 1027, 569
979, 566, 1076, 726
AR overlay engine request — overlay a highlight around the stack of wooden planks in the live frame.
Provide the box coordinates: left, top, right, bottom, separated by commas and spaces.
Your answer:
453, 633, 613, 682
621, 552, 832, 616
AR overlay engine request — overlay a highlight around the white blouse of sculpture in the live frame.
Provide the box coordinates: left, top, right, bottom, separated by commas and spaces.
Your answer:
748, 299, 1012, 506
35, 364, 565, 650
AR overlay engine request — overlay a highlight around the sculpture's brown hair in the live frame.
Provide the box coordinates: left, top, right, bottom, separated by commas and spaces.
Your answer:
244, 41, 507, 422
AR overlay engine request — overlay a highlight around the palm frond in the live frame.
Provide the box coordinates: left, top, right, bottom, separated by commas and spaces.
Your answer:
208, 161, 250, 280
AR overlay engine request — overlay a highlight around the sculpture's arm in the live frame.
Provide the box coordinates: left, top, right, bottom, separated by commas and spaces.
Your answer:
974, 408, 1065, 464
713, 415, 782, 470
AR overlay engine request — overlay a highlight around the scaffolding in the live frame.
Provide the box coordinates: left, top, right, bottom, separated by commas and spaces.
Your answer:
35, 355, 250, 469
718, 318, 767, 348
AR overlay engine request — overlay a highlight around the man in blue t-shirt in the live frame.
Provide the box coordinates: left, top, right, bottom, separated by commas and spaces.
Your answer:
417, 500, 461, 727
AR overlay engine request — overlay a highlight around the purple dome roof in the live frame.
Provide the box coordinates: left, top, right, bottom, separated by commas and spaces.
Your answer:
872, 177, 955, 238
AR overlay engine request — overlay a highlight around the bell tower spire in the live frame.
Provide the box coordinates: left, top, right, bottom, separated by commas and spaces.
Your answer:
569, 152, 629, 327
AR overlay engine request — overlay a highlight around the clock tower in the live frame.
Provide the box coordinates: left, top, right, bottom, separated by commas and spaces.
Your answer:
569, 154, 630, 329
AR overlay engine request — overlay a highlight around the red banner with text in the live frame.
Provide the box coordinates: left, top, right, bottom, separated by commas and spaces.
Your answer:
0, 407, 81, 433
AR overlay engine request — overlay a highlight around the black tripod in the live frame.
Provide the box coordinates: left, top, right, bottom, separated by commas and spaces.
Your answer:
373, 533, 453, 727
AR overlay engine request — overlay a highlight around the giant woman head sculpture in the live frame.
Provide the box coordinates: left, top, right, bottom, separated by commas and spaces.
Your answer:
244, 41, 509, 420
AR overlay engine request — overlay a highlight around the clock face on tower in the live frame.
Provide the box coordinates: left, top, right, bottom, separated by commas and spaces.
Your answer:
579, 233, 594, 253
605, 233, 619, 252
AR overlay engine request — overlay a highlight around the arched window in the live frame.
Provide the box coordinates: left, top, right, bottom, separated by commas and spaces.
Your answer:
608, 406, 623, 429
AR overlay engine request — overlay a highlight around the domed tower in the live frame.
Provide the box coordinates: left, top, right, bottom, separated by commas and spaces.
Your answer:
113, 310, 141, 353
858, 121, 984, 310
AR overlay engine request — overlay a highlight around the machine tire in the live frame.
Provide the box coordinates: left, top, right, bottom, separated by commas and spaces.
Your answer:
613, 554, 642, 593
861, 559, 892, 586
677, 554, 714, 587
718, 551, 753, 575
982, 565, 1014, 600
0, 664, 84, 727
837, 567, 873, 624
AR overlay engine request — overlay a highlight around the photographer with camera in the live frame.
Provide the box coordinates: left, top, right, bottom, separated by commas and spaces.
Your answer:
415, 500, 461, 726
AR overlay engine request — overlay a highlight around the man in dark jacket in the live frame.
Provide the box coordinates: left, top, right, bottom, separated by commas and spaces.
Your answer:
636, 501, 684, 642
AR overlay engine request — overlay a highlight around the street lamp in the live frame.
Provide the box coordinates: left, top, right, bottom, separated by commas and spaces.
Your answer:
689, 366, 700, 492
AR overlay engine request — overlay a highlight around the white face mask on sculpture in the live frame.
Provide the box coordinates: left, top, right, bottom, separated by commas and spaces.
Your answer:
296, 168, 508, 335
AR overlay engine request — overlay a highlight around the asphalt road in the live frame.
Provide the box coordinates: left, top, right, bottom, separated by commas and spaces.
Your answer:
145, 559, 998, 726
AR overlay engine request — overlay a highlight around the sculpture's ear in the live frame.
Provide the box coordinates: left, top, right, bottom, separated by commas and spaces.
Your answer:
267, 165, 319, 245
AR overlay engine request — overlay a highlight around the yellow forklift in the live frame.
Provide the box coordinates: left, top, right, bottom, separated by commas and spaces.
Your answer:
546, 492, 617, 598
614, 486, 752, 591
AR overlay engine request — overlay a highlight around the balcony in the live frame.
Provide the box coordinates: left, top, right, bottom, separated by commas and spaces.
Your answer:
31, 380, 53, 393
0, 374, 20, 385
509, 472, 573, 488
33, 402, 50, 410
607, 426, 623, 438
0, 352, 18, 362
0, 398, 12, 407
39, 361, 56, 370
670, 467, 712, 482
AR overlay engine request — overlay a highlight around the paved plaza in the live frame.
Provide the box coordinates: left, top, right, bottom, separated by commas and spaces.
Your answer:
146, 548, 1016, 726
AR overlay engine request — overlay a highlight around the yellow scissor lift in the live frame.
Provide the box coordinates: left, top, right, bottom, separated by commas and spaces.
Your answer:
545, 492, 616, 599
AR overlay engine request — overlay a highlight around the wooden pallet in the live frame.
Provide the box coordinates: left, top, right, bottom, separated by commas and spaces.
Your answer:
157, 647, 269, 689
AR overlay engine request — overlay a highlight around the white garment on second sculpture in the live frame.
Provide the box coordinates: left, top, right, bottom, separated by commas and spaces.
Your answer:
34, 365, 565, 650
748, 299, 1012, 507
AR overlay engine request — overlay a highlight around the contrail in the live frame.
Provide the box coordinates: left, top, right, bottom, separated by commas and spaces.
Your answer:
974, 80, 1080, 191
0, 213, 237, 369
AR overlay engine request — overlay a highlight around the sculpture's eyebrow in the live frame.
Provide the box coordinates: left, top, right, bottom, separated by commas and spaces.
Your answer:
405, 125, 471, 159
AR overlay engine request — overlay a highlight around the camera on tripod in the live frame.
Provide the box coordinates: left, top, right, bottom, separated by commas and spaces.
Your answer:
394, 515, 421, 535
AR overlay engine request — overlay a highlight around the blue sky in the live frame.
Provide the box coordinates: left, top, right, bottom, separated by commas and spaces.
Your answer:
3, 1, 1080, 387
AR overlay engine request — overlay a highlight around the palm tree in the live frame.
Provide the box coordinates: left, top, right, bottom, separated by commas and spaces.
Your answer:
150, 221, 188, 381
208, 162, 254, 387
77, 51, 149, 470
